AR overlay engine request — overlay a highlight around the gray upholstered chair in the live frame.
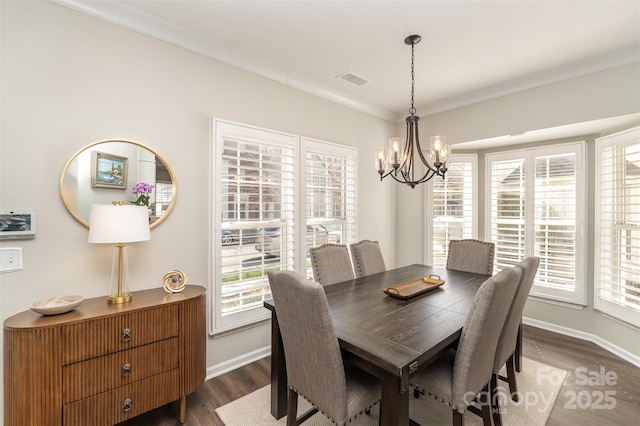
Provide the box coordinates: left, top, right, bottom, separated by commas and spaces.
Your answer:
267, 270, 381, 426
490, 256, 539, 426
310, 243, 355, 286
410, 266, 521, 426
446, 239, 495, 276
350, 240, 386, 278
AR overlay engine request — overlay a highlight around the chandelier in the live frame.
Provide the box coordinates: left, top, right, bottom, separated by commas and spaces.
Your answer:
377, 35, 450, 188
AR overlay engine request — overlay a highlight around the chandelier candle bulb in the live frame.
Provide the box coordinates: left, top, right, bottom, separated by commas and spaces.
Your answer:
376, 148, 387, 174
389, 137, 403, 168
431, 135, 444, 152
430, 135, 446, 165
441, 144, 451, 166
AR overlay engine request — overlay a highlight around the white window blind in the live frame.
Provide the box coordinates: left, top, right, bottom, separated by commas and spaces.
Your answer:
154, 182, 173, 216
486, 142, 585, 304
534, 154, 578, 290
489, 157, 526, 271
426, 154, 476, 266
212, 120, 298, 333
303, 138, 357, 277
211, 121, 358, 333
594, 127, 640, 327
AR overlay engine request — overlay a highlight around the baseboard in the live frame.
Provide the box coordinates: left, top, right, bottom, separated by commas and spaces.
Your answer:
523, 316, 640, 368
205, 345, 271, 380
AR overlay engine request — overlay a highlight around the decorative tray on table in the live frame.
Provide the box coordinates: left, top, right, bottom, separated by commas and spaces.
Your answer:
383, 275, 445, 300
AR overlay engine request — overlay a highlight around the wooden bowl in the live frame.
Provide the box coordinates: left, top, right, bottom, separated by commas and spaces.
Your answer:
30, 295, 84, 315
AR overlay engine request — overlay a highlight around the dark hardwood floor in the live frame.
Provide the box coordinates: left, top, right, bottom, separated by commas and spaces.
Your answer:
120, 325, 639, 425
520, 326, 640, 426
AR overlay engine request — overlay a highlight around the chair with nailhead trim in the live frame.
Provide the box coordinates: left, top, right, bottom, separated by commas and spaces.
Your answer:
268, 270, 381, 426
490, 256, 540, 426
310, 243, 355, 286
350, 240, 386, 278
410, 267, 521, 426
446, 239, 495, 276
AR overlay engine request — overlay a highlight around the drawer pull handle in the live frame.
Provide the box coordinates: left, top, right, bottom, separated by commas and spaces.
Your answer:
122, 363, 132, 376
121, 328, 131, 341
122, 398, 132, 412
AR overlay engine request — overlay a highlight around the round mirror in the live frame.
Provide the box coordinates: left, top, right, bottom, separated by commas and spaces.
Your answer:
60, 139, 177, 229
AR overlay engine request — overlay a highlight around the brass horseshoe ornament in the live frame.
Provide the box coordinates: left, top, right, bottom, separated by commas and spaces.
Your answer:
162, 270, 188, 293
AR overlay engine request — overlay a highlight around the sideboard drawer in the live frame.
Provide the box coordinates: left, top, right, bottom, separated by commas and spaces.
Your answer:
61, 305, 179, 364
62, 337, 179, 404
63, 369, 180, 426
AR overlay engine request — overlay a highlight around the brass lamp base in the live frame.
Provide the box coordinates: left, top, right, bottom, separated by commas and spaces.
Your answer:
107, 293, 132, 304
107, 243, 133, 304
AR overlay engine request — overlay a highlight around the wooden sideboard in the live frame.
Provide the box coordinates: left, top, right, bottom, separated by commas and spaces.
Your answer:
4, 285, 206, 426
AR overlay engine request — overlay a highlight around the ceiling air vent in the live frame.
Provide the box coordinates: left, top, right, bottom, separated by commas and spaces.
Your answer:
336, 71, 369, 86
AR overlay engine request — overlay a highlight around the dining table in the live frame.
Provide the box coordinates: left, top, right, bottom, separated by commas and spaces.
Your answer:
263, 263, 490, 426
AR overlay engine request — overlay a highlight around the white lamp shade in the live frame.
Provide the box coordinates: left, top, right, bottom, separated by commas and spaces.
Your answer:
88, 204, 151, 244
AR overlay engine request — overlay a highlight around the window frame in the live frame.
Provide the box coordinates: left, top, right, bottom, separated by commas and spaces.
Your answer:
210, 119, 358, 334
594, 127, 640, 327
485, 141, 586, 305
211, 119, 299, 334
302, 137, 358, 277
424, 154, 478, 266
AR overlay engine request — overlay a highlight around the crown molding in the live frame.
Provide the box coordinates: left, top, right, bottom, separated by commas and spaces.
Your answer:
50, 0, 396, 121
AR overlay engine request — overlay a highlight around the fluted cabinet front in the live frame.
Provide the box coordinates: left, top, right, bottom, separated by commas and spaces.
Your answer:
179, 293, 207, 398
4, 286, 206, 426
4, 327, 62, 425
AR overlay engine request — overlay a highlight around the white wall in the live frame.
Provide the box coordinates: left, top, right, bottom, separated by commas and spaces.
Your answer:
395, 62, 640, 360
0, 1, 397, 417
425, 62, 640, 145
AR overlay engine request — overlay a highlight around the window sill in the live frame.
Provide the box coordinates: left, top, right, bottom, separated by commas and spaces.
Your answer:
211, 316, 271, 339
527, 295, 585, 310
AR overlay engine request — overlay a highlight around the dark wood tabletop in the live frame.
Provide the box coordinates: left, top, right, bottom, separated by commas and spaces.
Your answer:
264, 264, 488, 426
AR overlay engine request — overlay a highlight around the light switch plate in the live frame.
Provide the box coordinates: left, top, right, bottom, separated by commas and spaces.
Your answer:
0, 247, 23, 273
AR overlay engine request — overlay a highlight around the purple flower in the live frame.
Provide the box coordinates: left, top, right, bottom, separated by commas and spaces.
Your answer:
132, 182, 154, 196
131, 182, 154, 207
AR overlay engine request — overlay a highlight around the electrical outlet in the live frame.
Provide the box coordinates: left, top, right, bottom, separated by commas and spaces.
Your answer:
0, 247, 23, 273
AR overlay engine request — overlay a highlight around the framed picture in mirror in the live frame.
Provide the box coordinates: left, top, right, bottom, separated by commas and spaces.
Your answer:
91, 151, 128, 189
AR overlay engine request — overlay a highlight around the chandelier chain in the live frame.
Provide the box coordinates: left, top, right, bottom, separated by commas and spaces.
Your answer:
410, 41, 416, 115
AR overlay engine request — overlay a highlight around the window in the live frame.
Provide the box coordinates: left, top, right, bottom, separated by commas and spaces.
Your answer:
211, 120, 357, 333
425, 154, 477, 266
594, 127, 640, 327
154, 182, 173, 215
154, 161, 174, 216
303, 137, 357, 277
212, 120, 298, 332
486, 142, 585, 305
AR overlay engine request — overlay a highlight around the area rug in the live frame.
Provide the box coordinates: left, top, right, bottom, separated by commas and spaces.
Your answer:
216, 358, 566, 425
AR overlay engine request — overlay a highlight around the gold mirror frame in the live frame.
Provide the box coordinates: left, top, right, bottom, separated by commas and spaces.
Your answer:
59, 138, 177, 229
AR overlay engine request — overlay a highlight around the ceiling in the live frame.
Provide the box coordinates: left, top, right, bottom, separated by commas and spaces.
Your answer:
54, 0, 640, 142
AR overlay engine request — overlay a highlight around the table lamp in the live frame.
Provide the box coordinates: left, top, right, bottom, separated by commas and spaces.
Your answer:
88, 202, 151, 304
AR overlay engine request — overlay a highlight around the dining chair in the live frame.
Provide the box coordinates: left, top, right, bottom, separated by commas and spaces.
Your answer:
350, 240, 386, 278
446, 239, 495, 276
310, 243, 355, 286
410, 266, 521, 426
267, 270, 381, 426
490, 256, 540, 426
